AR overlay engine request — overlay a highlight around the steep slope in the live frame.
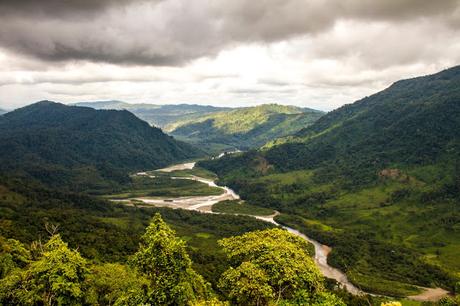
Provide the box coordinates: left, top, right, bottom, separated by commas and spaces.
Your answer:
169, 104, 324, 152
74, 101, 230, 128
0, 101, 202, 192
200, 66, 460, 296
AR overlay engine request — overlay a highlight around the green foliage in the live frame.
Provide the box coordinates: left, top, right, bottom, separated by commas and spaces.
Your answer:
275, 213, 452, 297
278, 290, 346, 306
0, 234, 89, 306
0, 237, 30, 278
0, 177, 275, 282
218, 261, 274, 305
0, 101, 202, 193
131, 213, 210, 305
86, 263, 148, 306
170, 104, 324, 152
200, 66, 460, 295
438, 294, 460, 306
212, 200, 275, 216
105, 176, 223, 199
218, 228, 340, 305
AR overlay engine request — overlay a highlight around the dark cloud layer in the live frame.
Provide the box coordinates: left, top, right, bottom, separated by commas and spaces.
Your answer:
0, 0, 144, 17
0, 0, 459, 66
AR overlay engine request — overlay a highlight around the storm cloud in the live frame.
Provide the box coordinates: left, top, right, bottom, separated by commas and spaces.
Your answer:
0, 0, 459, 65
0, 0, 459, 110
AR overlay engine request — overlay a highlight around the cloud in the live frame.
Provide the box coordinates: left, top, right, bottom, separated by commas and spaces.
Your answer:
0, 0, 459, 66
0, 0, 150, 17
0, 1, 459, 111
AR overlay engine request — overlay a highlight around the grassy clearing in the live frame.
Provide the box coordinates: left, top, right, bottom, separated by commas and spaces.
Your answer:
212, 200, 275, 216
348, 272, 422, 297
165, 166, 218, 180
103, 176, 223, 199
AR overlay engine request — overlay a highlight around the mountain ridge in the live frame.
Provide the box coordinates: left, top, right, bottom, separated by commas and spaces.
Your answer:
169, 103, 325, 152
0, 101, 202, 192
199, 65, 460, 296
74, 101, 231, 128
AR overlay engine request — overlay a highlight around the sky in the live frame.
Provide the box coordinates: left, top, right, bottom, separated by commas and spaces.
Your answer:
0, 0, 460, 111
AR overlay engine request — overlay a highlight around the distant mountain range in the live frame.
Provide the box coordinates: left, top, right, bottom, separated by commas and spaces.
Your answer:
73, 101, 230, 128
168, 104, 324, 152
0, 101, 202, 192
200, 65, 460, 295
75, 101, 325, 154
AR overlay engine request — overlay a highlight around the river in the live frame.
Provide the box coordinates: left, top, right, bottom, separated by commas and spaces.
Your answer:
120, 162, 448, 301
131, 162, 363, 295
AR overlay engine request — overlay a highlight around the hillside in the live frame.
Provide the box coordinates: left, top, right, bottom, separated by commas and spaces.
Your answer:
200, 66, 460, 296
0, 101, 202, 192
169, 104, 324, 152
74, 101, 230, 128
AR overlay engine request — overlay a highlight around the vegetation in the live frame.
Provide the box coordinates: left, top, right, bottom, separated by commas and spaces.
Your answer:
200, 66, 460, 296
0, 212, 351, 305
169, 104, 324, 153
0, 101, 202, 193
212, 200, 275, 216
218, 228, 344, 305
103, 175, 223, 199
0, 234, 90, 305
1, 66, 460, 303
164, 166, 218, 180
130, 213, 209, 305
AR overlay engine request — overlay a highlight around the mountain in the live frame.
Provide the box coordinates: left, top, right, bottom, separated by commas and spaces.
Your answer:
200, 66, 460, 296
0, 101, 202, 192
168, 104, 325, 153
0, 108, 6, 115
74, 101, 230, 128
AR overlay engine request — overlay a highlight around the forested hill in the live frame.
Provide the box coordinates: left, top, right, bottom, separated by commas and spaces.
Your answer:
74, 101, 230, 128
199, 66, 460, 295
205, 65, 460, 183
0, 101, 202, 192
169, 104, 324, 153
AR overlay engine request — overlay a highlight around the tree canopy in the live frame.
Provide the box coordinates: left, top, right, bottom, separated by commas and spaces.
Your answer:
131, 213, 210, 305
218, 228, 344, 306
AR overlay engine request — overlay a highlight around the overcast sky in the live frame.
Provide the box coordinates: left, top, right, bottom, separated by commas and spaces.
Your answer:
1, 0, 459, 111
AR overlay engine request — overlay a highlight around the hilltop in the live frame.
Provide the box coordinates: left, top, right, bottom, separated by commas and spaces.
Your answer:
169, 104, 324, 152
0, 101, 202, 192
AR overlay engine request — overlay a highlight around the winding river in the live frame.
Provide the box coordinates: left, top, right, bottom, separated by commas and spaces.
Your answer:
130, 162, 362, 295
120, 162, 448, 301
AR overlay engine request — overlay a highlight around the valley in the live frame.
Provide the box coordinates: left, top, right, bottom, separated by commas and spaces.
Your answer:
0, 66, 459, 305
107, 161, 450, 303
107, 161, 363, 295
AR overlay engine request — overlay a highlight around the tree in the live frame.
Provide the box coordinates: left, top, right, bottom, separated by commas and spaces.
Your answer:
0, 234, 89, 306
0, 236, 30, 279
218, 228, 342, 305
381, 302, 402, 306
86, 263, 148, 306
131, 213, 209, 305
218, 261, 274, 305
